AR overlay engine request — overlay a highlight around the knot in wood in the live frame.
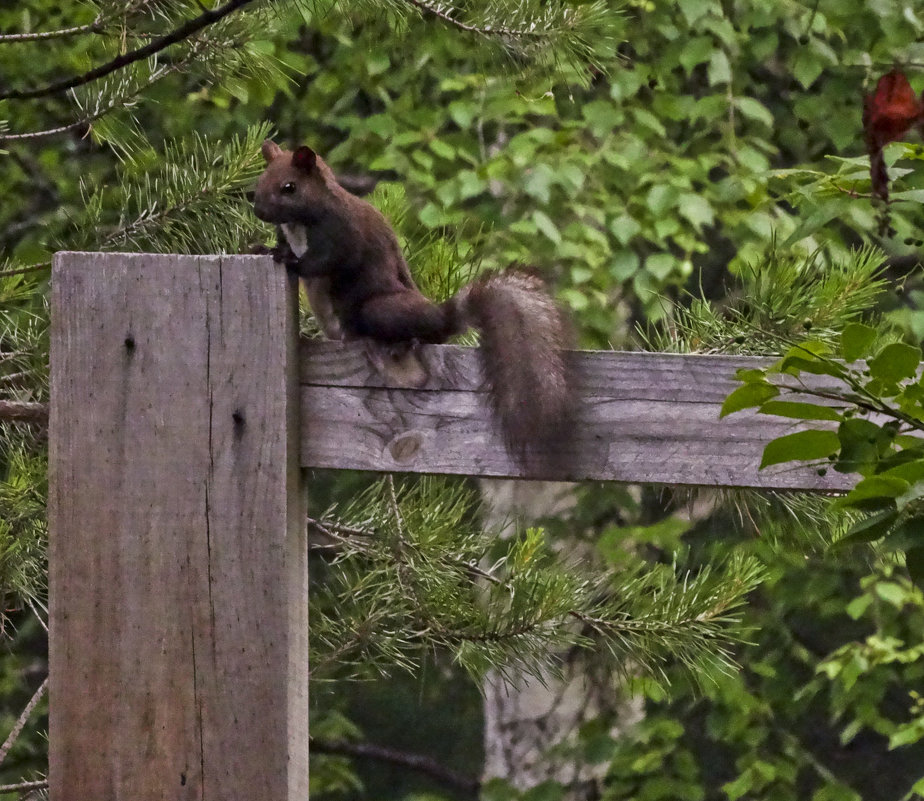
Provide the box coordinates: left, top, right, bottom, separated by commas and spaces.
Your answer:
387, 431, 423, 463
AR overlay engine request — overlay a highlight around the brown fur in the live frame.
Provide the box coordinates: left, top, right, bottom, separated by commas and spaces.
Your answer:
254, 141, 575, 468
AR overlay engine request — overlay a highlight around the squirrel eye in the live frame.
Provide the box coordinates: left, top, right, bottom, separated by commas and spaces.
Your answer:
280, 182, 297, 195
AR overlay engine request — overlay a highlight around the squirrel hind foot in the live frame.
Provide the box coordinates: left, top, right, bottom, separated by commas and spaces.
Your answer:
361, 340, 430, 388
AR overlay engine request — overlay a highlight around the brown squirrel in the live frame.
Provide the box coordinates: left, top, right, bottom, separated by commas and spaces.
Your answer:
253, 140, 574, 467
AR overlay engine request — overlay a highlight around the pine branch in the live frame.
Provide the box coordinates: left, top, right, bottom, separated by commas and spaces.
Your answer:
649, 246, 887, 356
0, 0, 263, 101
74, 123, 273, 255
0, 50, 192, 142
0, 779, 47, 794
0, 264, 51, 279
309, 478, 762, 684
0, 403, 48, 425
0, 0, 154, 43
0, 678, 47, 767
0, 22, 103, 43
401, 0, 566, 38
311, 738, 480, 794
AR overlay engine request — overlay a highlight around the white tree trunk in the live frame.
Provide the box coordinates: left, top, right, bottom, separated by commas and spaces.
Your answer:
479, 480, 643, 798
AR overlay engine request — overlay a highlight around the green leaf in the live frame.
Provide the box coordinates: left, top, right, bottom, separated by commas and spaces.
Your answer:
874, 581, 908, 607
896, 479, 924, 511
835, 508, 899, 548
778, 356, 846, 378
891, 189, 924, 204
646, 184, 677, 216
735, 368, 768, 382
582, 100, 624, 138
532, 210, 561, 245
678, 0, 714, 25
609, 213, 641, 245
448, 100, 476, 128
881, 515, 924, 550
366, 51, 390, 76
758, 401, 842, 421
906, 546, 924, 590
793, 50, 824, 89
735, 97, 773, 128
723, 772, 752, 801
760, 430, 840, 469
881, 459, 924, 484
868, 342, 921, 384
678, 36, 714, 73
837, 418, 892, 475
707, 50, 731, 85
720, 382, 779, 417
777, 341, 846, 378
840, 323, 878, 363
844, 593, 874, 619
785, 340, 833, 358
677, 193, 714, 231
888, 717, 924, 749
610, 250, 640, 281
523, 164, 555, 204
429, 139, 456, 161
841, 476, 910, 509
645, 253, 676, 280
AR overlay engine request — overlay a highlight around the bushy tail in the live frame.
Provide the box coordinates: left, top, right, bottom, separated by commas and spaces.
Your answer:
456, 271, 574, 468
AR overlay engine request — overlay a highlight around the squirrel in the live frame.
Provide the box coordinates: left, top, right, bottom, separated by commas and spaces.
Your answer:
253, 139, 574, 469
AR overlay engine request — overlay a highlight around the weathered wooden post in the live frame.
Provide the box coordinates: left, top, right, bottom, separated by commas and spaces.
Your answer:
48, 253, 308, 800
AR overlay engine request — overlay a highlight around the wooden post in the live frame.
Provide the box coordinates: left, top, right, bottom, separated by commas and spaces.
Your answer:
48, 253, 308, 801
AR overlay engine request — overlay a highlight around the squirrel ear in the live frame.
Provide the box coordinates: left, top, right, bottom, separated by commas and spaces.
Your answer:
292, 146, 318, 173
261, 139, 283, 164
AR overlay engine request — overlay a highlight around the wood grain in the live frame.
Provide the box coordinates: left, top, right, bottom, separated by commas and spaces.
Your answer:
48, 252, 308, 801
299, 340, 852, 491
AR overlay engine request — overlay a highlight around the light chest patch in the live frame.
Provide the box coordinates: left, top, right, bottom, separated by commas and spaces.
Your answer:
281, 223, 309, 257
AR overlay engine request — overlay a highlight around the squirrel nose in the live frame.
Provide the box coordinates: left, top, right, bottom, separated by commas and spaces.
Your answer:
253, 201, 270, 222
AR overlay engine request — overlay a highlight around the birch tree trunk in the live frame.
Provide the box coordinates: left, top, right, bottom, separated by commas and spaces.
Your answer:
479, 480, 643, 799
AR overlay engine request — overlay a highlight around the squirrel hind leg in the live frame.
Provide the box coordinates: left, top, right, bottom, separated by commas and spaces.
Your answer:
357, 291, 462, 344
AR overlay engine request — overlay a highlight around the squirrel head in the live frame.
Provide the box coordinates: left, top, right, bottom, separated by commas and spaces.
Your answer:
253, 140, 333, 224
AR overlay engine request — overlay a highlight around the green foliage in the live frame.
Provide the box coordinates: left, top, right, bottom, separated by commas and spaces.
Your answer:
3, 0, 924, 798
653, 246, 889, 356
573, 508, 924, 801
309, 476, 762, 686
724, 296, 924, 586
0, 439, 47, 630
74, 124, 274, 255
272, 0, 924, 344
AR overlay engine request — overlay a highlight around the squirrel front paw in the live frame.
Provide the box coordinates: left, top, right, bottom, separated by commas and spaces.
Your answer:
271, 242, 301, 269
246, 243, 273, 255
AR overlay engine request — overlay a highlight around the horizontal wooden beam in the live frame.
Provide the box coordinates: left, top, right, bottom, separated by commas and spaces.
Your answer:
300, 340, 851, 491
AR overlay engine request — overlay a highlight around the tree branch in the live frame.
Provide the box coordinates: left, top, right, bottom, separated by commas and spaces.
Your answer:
0, 0, 261, 101
0, 778, 47, 794
400, 0, 558, 38
0, 263, 51, 279
311, 738, 480, 795
0, 21, 102, 43
0, 401, 49, 425
0, 677, 47, 767
0, 49, 196, 142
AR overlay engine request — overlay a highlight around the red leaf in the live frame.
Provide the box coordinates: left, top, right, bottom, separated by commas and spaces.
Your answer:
863, 70, 924, 150
862, 70, 924, 202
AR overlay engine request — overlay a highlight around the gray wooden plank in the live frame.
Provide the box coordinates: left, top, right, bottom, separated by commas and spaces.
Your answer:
299, 339, 845, 399
299, 340, 851, 490
48, 252, 308, 801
